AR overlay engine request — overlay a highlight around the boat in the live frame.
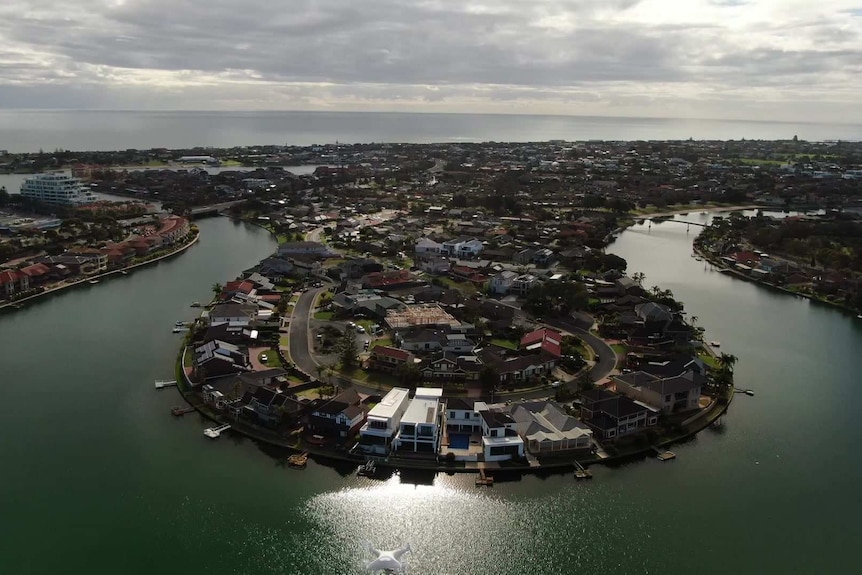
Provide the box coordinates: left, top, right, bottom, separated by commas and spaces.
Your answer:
88, 279, 100, 285
710, 341, 721, 347
174, 321, 185, 327
190, 301, 201, 307
120, 270, 129, 276
858, 315, 862, 320
204, 423, 231, 439
657, 451, 677, 461
695, 257, 703, 262
172, 327, 183, 333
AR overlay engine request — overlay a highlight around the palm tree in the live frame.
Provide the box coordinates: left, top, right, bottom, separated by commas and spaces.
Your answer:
717, 353, 738, 374
211, 283, 223, 297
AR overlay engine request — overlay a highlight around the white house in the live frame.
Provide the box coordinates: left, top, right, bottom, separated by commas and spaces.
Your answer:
511, 274, 539, 295
415, 237, 443, 255
479, 406, 525, 462
511, 401, 593, 454
358, 387, 411, 455
489, 270, 518, 295
208, 303, 259, 327
394, 388, 445, 454
446, 398, 482, 432
442, 238, 484, 258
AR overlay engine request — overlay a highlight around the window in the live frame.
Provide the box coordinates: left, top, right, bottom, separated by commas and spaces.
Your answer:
449, 411, 456, 418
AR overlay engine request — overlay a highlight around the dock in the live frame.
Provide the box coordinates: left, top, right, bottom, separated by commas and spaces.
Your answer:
656, 449, 677, 461
357, 460, 377, 477
475, 468, 494, 487
155, 380, 177, 389
171, 406, 195, 416
203, 423, 231, 439
574, 460, 593, 480
288, 451, 309, 469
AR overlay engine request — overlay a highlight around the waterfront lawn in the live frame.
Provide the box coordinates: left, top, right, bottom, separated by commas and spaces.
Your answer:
490, 338, 519, 350
698, 351, 720, 369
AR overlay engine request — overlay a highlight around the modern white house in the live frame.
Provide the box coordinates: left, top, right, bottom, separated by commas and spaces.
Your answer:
358, 387, 411, 455
20, 173, 98, 206
442, 238, 484, 258
208, 303, 259, 327
394, 388, 445, 454
479, 406, 526, 462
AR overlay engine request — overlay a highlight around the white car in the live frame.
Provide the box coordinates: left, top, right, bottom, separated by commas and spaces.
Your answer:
356, 326, 366, 334
347, 321, 356, 329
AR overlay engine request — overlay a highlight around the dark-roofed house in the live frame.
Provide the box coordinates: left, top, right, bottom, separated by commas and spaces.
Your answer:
612, 370, 704, 414
241, 386, 304, 428
308, 389, 367, 439
202, 323, 260, 345
276, 241, 329, 257
209, 303, 258, 327
477, 345, 557, 384
478, 407, 525, 461
579, 388, 659, 441
194, 340, 251, 379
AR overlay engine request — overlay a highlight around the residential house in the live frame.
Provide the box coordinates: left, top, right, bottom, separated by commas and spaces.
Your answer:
415, 237, 443, 255
276, 241, 329, 258
477, 345, 557, 384
442, 238, 484, 259
209, 303, 259, 327
511, 401, 593, 454
511, 274, 539, 295
479, 407, 525, 462
612, 370, 704, 414
489, 270, 518, 295
308, 388, 368, 439
0, 269, 30, 298
579, 388, 659, 441
418, 351, 482, 381
358, 387, 412, 455
259, 256, 295, 277
520, 328, 562, 358
446, 398, 481, 432
369, 346, 416, 374
241, 387, 303, 428
201, 323, 260, 345
394, 388, 445, 454
194, 339, 251, 378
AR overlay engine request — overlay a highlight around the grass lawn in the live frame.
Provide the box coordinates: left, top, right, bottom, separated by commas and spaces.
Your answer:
698, 351, 720, 369
258, 350, 282, 368
356, 319, 376, 331
279, 334, 290, 347
314, 311, 335, 320
437, 276, 479, 295
611, 343, 628, 356
738, 158, 786, 166
490, 338, 519, 350
370, 337, 393, 349
182, 348, 193, 368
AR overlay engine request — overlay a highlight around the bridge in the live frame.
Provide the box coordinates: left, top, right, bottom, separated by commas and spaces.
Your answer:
633, 216, 707, 228
189, 200, 247, 217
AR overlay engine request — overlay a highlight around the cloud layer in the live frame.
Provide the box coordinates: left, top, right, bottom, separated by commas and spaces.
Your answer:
0, 0, 860, 121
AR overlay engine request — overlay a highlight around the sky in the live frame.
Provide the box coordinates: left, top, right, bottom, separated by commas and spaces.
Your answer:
0, 0, 861, 122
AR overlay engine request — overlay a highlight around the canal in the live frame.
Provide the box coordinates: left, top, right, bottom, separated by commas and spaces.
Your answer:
0, 214, 859, 574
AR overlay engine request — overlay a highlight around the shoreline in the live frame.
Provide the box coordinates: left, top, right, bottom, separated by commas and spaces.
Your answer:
0, 229, 200, 312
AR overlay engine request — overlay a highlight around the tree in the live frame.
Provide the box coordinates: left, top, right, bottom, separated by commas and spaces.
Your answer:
211, 283, 223, 297
338, 328, 359, 370
717, 353, 738, 374
394, 362, 421, 387
632, 272, 646, 285
478, 365, 500, 393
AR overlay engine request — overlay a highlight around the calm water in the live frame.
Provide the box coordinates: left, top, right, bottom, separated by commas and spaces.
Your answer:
1, 214, 860, 574
0, 110, 860, 152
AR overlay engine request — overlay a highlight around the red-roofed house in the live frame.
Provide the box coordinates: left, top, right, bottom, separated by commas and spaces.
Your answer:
370, 346, 416, 373
156, 216, 190, 245
520, 328, 562, 358
362, 270, 417, 291
0, 270, 29, 298
19, 263, 52, 286
732, 251, 761, 267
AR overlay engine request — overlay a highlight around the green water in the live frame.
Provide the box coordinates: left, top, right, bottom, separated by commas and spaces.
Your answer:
1, 214, 860, 574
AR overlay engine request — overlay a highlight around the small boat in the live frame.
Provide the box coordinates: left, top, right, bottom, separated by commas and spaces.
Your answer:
857, 315, 862, 320
120, 270, 129, 276
88, 279, 100, 285
710, 341, 721, 347
190, 301, 201, 307
695, 257, 703, 262
175, 321, 185, 327
357, 460, 377, 477
288, 452, 309, 469
657, 451, 676, 461
172, 327, 183, 333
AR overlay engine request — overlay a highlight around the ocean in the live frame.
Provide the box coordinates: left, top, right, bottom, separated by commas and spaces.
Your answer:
0, 110, 860, 153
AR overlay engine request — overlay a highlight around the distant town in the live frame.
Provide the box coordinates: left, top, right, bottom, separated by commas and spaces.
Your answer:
2, 137, 860, 472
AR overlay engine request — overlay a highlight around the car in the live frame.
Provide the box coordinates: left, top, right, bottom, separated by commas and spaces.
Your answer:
356, 326, 366, 334
260, 353, 269, 363
551, 380, 562, 388
347, 321, 356, 329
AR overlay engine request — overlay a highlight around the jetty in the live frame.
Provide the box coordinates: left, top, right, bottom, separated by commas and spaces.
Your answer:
171, 406, 195, 416
203, 423, 231, 439
475, 468, 494, 487
653, 447, 677, 461
357, 460, 377, 477
154, 380, 177, 389
574, 460, 593, 480
288, 452, 309, 469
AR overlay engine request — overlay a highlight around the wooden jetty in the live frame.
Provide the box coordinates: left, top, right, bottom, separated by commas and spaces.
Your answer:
475, 468, 494, 487
203, 423, 231, 439
357, 460, 377, 477
171, 406, 195, 416
656, 450, 677, 461
155, 380, 177, 390
288, 451, 309, 469
574, 460, 593, 480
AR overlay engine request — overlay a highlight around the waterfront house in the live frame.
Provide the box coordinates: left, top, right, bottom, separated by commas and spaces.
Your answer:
0, 269, 30, 298
479, 407, 525, 462
358, 387, 411, 455
446, 398, 481, 432
209, 303, 259, 327
276, 241, 329, 258
612, 370, 704, 414
579, 388, 659, 441
394, 388, 446, 454
241, 387, 304, 428
308, 389, 367, 439
201, 323, 260, 346
194, 339, 251, 379
511, 401, 593, 454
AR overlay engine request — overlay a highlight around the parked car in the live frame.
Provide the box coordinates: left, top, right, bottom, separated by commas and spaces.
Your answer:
356, 326, 366, 334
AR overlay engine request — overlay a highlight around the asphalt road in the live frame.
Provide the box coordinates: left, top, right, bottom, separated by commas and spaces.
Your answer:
288, 286, 326, 377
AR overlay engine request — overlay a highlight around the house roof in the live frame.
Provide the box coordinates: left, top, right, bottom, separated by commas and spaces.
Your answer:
520, 328, 562, 358
481, 409, 515, 429
511, 401, 593, 443
372, 345, 412, 362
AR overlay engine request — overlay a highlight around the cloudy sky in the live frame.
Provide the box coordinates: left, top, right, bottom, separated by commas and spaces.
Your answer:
0, 0, 860, 121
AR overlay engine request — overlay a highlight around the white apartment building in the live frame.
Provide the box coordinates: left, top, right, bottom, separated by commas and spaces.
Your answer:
394, 388, 445, 454
358, 387, 411, 455
20, 173, 97, 206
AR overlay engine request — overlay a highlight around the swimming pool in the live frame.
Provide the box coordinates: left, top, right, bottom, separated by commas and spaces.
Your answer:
449, 433, 471, 450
